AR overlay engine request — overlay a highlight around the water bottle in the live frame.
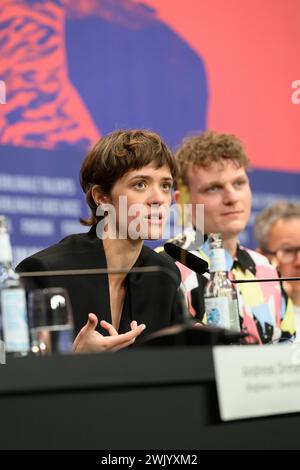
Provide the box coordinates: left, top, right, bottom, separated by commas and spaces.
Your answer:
0, 216, 30, 356
204, 233, 240, 331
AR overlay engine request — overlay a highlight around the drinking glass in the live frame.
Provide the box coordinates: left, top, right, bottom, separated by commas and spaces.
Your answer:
28, 287, 74, 355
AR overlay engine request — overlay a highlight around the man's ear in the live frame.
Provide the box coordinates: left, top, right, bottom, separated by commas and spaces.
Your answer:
175, 180, 190, 205
173, 190, 181, 204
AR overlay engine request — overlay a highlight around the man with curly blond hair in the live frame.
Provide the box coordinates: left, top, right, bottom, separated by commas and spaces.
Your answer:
159, 131, 295, 344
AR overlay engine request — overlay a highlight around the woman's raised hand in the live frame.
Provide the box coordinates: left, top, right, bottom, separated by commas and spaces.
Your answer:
73, 313, 146, 353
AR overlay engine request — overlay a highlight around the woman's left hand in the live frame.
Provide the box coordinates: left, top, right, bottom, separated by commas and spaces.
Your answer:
73, 313, 146, 353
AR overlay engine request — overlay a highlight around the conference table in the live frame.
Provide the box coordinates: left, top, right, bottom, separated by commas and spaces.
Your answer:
0, 346, 299, 450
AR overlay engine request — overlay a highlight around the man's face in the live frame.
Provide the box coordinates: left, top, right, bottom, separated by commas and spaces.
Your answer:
264, 218, 300, 292
183, 160, 252, 239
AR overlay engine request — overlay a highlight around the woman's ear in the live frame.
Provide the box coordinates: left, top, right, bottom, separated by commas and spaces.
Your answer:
91, 185, 107, 206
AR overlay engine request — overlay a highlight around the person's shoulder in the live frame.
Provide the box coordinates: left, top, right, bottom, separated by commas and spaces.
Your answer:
239, 246, 281, 281
142, 244, 176, 267
32, 232, 91, 259
16, 231, 91, 272
242, 246, 274, 267
141, 244, 181, 284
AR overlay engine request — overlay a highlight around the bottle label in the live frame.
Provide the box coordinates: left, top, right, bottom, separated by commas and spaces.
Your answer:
1, 288, 30, 352
209, 248, 227, 272
228, 298, 240, 331
0, 233, 13, 264
205, 297, 240, 331
0, 340, 5, 364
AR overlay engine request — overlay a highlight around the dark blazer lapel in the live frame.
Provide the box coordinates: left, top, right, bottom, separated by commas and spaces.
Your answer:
81, 228, 112, 329
124, 245, 151, 330
125, 245, 176, 336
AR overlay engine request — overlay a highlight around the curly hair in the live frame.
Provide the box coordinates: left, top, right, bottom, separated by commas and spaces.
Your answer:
80, 129, 176, 226
175, 130, 250, 186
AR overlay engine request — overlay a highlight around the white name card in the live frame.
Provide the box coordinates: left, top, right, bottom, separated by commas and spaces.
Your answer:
213, 344, 300, 421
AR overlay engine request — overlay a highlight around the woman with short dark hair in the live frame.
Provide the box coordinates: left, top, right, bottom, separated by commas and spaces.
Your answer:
17, 129, 182, 353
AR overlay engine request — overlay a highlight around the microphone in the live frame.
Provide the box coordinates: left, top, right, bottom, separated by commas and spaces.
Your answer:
164, 242, 209, 276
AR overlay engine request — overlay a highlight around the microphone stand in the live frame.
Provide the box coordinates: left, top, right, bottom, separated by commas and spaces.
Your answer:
19, 265, 179, 283
232, 276, 300, 284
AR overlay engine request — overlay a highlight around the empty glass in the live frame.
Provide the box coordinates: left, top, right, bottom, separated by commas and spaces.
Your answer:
28, 288, 74, 355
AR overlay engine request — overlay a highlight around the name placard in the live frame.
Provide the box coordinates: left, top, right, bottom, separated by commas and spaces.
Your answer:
213, 344, 300, 421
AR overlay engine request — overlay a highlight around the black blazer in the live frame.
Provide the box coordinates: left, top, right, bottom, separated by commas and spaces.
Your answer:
16, 228, 183, 339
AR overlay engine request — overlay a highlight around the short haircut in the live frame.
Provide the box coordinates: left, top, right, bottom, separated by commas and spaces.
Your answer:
254, 201, 300, 250
175, 130, 249, 187
80, 129, 176, 226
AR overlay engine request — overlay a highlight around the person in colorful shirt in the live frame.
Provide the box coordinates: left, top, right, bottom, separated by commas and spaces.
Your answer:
158, 131, 295, 344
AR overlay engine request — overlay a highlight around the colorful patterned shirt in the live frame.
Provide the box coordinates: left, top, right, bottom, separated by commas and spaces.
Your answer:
157, 229, 295, 344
